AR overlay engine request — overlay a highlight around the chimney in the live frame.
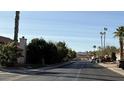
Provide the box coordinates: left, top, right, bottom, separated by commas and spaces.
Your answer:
18, 36, 27, 63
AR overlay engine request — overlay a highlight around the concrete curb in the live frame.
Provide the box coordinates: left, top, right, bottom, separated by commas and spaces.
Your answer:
98, 63, 124, 76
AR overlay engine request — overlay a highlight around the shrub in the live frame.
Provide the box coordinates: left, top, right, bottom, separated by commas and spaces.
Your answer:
44, 42, 58, 64
0, 42, 21, 67
111, 52, 117, 61
26, 38, 76, 65
26, 38, 47, 65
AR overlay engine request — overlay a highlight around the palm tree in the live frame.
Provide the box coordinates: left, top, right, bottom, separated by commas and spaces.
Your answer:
14, 11, 20, 43
103, 27, 107, 49
93, 45, 96, 56
100, 32, 103, 49
93, 45, 96, 50
13, 11, 20, 64
114, 26, 124, 60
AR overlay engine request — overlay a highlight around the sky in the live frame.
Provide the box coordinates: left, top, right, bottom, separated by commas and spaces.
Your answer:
0, 11, 124, 52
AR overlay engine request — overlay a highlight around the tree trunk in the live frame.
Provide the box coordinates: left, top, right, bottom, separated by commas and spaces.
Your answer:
42, 58, 45, 66
14, 11, 20, 43
14, 11, 20, 64
120, 38, 123, 60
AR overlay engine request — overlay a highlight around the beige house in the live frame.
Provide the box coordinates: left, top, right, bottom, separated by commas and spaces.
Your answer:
0, 36, 13, 44
116, 52, 120, 61
17, 36, 27, 64
77, 52, 92, 60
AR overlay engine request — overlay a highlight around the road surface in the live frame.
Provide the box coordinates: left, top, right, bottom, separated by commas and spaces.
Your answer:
0, 61, 124, 81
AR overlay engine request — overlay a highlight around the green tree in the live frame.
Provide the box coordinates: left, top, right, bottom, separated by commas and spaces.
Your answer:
44, 41, 58, 64
114, 26, 124, 60
103, 46, 117, 56
95, 45, 118, 58
26, 38, 47, 65
93, 45, 96, 55
26, 38, 76, 67
56, 42, 68, 62
67, 48, 76, 59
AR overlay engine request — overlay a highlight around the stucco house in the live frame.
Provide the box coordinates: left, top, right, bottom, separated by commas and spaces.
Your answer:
0, 36, 13, 44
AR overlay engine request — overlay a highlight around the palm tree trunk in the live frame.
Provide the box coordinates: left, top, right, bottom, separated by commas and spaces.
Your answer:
104, 33, 105, 49
14, 11, 20, 43
101, 35, 103, 49
14, 11, 20, 64
120, 38, 123, 60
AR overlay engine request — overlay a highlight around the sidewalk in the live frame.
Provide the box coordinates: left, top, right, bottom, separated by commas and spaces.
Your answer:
99, 63, 124, 76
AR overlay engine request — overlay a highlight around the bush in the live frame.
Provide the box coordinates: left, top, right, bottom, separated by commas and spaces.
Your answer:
26, 38, 76, 65
0, 42, 21, 67
67, 48, 77, 60
44, 42, 59, 64
26, 38, 47, 65
111, 52, 117, 61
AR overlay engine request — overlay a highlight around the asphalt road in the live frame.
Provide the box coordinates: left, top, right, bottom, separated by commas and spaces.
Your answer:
0, 61, 124, 81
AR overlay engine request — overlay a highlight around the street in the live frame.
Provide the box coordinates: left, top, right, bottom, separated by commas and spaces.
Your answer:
0, 61, 124, 81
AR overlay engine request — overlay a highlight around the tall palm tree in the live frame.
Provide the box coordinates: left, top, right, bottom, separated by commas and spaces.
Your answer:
114, 26, 124, 60
103, 27, 107, 49
93, 45, 96, 50
14, 11, 20, 43
100, 32, 103, 49
13, 11, 20, 63
93, 45, 96, 56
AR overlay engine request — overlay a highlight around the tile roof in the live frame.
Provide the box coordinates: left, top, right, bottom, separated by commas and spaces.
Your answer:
0, 36, 13, 44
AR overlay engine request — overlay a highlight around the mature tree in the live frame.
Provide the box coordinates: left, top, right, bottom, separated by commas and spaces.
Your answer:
26, 38, 47, 65
93, 45, 96, 55
67, 48, 76, 59
26, 38, 76, 66
95, 45, 118, 57
114, 26, 124, 60
14, 11, 20, 43
104, 46, 117, 56
56, 42, 68, 62
44, 41, 58, 64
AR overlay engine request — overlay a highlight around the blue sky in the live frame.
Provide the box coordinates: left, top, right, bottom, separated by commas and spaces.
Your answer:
0, 11, 124, 52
